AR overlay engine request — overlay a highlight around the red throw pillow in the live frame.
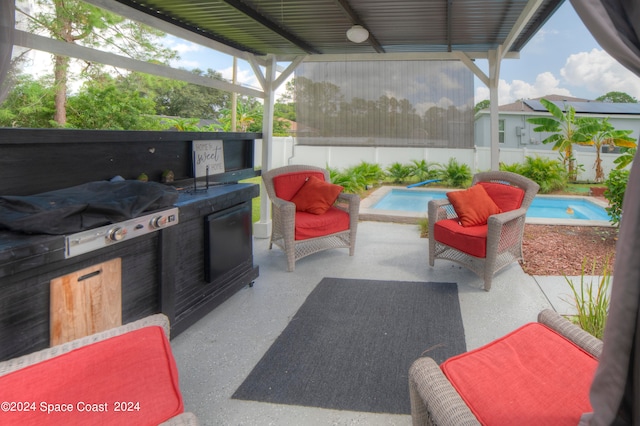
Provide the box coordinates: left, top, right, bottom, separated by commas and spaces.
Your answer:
478, 181, 525, 212
290, 175, 343, 215
446, 184, 502, 227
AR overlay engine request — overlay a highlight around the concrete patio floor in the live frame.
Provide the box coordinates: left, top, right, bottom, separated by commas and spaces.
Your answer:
170, 220, 580, 426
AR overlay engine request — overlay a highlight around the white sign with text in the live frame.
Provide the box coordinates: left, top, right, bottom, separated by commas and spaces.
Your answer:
193, 140, 225, 177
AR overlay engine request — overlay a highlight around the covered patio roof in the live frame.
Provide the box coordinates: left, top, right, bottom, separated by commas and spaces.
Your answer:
108, 0, 563, 59
7, 0, 566, 236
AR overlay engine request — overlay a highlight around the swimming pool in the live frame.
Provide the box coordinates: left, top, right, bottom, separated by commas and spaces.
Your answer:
370, 188, 611, 222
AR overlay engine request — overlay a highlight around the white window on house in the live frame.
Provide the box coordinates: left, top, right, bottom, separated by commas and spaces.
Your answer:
499, 120, 505, 143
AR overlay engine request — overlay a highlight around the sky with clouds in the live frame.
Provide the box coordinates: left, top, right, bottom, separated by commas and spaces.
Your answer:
167, 2, 640, 108
474, 2, 640, 105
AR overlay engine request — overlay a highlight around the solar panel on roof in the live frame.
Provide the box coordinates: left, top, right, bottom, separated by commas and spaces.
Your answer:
524, 99, 640, 115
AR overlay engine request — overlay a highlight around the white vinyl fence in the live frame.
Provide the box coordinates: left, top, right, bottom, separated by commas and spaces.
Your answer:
255, 138, 625, 182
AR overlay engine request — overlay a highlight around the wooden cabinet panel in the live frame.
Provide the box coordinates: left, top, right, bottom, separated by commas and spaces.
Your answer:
50, 258, 122, 346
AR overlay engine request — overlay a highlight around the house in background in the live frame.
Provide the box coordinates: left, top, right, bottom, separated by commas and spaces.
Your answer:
475, 94, 640, 152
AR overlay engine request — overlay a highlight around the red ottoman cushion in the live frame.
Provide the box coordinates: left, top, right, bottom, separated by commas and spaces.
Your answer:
295, 207, 350, 240
441, 323, 597, 425
0, 326, 183, 426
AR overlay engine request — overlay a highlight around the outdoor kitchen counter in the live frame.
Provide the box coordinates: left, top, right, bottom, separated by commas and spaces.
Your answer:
0, 181, 260, 360
0, 231, 65, 279
0, 182, 258, 279
173, 181, 258, 220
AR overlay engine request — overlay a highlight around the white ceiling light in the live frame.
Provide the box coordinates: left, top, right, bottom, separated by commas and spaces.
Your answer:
346, 25, 369, 43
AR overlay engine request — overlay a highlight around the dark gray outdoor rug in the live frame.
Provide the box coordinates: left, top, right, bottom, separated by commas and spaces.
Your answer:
232, 277, 467, 415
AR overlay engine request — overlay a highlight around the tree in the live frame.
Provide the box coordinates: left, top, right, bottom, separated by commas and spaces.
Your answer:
66, 77, 163, 130
118, 68, 230, 119
274, 79, 296, 122
526, 98, 592, 181
474, 99, 490, 113
596, 91, 638, 103
18, 0, 177, 126
580, 117, 636, 182
216, 98, 261, 132
0, 74, 56, 127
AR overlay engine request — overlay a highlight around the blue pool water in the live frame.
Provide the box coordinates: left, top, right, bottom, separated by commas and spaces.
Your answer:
372, 189, 611, 221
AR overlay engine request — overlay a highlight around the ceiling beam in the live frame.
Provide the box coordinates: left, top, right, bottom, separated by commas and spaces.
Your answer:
333, 0, 385, 53
500, 0, 544, 59
301, 51, 519, 63
222, 0, 321, 55
453, 52, 489, 86
13, 30, 264, 98
83, 0, 268, 67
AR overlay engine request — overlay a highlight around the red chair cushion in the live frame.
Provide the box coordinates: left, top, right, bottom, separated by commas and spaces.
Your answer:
446, 185, 502, 227
272, 171, 326, 201
290, 175, 344, 215
478, 181, 525, 212
441, 323, 597, 426
0, 326, 184, 426
295, 206, 350, 240
433, 219, 488, 258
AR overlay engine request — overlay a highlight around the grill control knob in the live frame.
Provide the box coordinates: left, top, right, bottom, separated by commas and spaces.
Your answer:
107, 227, 127, 242
150, 215, 168, 229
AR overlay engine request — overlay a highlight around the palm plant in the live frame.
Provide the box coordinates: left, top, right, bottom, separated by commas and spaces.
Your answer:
438, 158, 472, 188
327, 166, 367, 194
527, 98, 592, 181
518, 156, 566, 194
217, 102, 260, 132
386, 162, 412, 184
350, 161, 387, 187
161, 117, 200, 131
614, 147, 636, 170
499, 162, 523, 174
408, 159, 440, 182
580, 117, 636, 182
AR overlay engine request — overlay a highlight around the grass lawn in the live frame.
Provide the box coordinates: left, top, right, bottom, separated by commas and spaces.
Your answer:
241, 176, 262, 223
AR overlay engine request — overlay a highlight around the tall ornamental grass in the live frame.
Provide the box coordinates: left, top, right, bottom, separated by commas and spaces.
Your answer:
563, 257, 611, 339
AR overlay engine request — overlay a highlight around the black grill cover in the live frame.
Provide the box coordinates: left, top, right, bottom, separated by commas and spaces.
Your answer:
0, 181, 178, 235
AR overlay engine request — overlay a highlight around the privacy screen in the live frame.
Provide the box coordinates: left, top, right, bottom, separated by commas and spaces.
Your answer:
295, 60, 474, 148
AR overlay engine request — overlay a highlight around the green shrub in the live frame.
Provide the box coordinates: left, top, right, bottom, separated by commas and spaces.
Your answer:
499, 162, 523, 174
386, 162, 412, 184
350, 161, 387, 187
408, 159, 441, 183
503, 156, 566, 193
328, 166, 367, 194
438, 158, 472, 188
604, 168, 629, 227
418, 217, 429, 237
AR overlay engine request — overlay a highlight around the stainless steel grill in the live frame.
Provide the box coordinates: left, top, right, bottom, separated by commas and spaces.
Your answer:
64, 207, 179, 258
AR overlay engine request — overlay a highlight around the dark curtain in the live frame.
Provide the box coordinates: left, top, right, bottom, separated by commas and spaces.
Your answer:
0, 1, 15, 103
571, 1, 640, 424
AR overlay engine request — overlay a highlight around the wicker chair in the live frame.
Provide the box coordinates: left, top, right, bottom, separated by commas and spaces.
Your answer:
408, 309, 603, 426
262, 165, 360, 272
428, 171, 539, 291
0, 314, 198, 425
